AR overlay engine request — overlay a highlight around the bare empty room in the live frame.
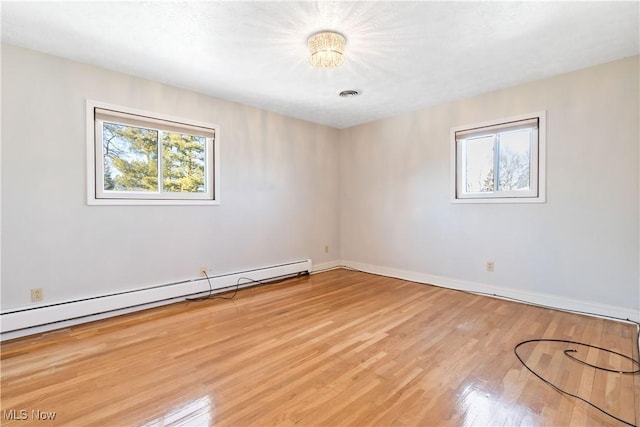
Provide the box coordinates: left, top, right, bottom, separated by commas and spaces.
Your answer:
1, 1, 639, 426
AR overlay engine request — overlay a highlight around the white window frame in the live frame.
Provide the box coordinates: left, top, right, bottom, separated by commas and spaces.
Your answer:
86, 100, 220, 206
450, 111, 546, 204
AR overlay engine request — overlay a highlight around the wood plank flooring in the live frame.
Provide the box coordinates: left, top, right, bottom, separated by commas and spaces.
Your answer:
1, 269, 639, 426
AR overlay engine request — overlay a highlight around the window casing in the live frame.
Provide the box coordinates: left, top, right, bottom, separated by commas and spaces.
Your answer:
451, 112, 546, 203
87, 100, 220, 205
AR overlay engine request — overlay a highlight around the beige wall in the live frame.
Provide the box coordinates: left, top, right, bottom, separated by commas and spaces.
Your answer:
2, 43, 638, 317
1, 44, 341, 308
340, 56, 639, 313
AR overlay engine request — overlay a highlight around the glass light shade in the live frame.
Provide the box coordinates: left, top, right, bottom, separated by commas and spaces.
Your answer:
308, 31, 345, 68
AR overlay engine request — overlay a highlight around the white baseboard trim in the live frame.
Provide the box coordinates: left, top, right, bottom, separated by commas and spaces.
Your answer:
4, 258, 636, 341
311, 260, 343, 274
341, 260, 640, 324
1, 259, 312, 341
0, 298, 185, 342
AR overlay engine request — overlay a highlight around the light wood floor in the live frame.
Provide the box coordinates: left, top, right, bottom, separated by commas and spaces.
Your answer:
1, 269, 639, 426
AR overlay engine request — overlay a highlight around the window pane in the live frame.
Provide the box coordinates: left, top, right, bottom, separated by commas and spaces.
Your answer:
102, 122, 158, 192
162, 132, 206, 193
497, 129, 531, 191
451, 112, 543, 203
464, 135, 494, 193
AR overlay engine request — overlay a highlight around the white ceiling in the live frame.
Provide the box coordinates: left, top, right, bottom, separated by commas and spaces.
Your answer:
2, 1, 639, 129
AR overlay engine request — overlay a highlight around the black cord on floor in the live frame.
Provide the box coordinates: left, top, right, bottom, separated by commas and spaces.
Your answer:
562, 346, 640, 374
185, 272, 239, 301
514, 338, 640, 426
314, 267, 640, 424
186, 271, 307, 302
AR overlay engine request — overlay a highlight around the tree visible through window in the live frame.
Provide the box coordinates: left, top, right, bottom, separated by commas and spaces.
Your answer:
451, 112, 545, 203
87, 101, 219, 205
102, 123, 206, 193
103, 123, 160, 192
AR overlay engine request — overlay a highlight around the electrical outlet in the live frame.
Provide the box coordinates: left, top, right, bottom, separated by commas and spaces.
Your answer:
324, 245, 329, 254
200, 264, 214, 277
486, 261, 495, 272
31, 288, 43, 302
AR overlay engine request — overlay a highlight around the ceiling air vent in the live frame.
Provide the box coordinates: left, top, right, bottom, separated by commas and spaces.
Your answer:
339, 89, 360, 97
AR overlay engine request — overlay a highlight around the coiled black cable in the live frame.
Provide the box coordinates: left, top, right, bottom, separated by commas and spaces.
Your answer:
514, 338, 640, 426
186, 271, 306, 302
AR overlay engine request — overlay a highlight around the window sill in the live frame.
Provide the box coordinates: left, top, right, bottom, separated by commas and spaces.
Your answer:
451, 196, 545, 204
87, 198, 220, 206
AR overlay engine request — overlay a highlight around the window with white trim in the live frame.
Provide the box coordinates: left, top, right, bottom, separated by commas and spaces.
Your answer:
87, 101, 219, 205
451, 112, 545, 203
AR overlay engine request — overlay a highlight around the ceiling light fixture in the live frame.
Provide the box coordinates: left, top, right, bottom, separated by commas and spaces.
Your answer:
308, 31, 346, 68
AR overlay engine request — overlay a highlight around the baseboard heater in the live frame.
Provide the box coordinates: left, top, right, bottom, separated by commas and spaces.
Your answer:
1, 259, 312, 341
